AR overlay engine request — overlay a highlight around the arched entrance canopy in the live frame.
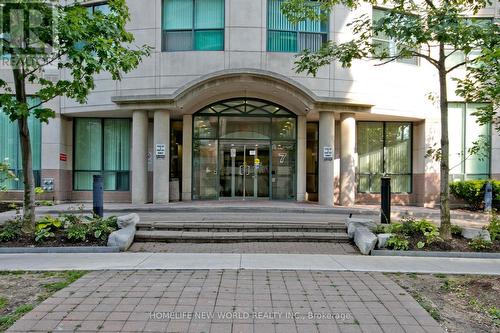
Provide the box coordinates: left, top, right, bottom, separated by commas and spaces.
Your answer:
195, 98, 295, 116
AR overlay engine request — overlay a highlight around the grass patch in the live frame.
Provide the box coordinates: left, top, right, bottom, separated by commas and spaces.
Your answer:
411, 291, 441, 321
0, 297, 7, 312
0, 304, 35, 332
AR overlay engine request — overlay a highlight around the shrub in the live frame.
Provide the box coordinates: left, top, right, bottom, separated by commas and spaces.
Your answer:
386, 235, 409, 250
450, 224, 463, 236
86, 215, 117, 241
36, 216, 63, 232
449, 180, 500, 210
487, 213, 500, 241
0, 219, 21, 242
468, 238, 492, 251
66, 223, 88, 242
35, 228, 55, 243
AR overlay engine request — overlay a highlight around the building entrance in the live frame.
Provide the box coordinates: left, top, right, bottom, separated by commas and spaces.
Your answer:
219, 141, 270, 199
192, 99, 297, 200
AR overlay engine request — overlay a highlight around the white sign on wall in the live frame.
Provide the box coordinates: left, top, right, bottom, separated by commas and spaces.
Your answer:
230, 148, 236, 158
323, 146, 333, 161
155, 144, 166, 158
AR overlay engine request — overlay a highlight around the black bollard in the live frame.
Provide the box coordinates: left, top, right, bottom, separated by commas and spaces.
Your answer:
93, 175, 104, 217
381, 177, 391, 224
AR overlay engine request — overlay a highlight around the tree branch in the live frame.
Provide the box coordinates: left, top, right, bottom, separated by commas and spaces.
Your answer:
411, 50, 440, 68
23, 52, 63, 78
446, 61, 467, 73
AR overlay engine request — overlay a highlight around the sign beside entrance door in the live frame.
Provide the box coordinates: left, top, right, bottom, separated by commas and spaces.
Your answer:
230, 148, 236, 158
323, 146, 333, 161
155, 144, 166, 158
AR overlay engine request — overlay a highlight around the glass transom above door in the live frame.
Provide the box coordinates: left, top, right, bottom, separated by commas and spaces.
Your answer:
192, 98, 297, 200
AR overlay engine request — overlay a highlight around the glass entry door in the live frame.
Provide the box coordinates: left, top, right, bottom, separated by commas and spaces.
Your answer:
219, 142, 270, 199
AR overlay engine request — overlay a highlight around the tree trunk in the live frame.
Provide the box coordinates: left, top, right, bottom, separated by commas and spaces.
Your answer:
438, 43, 451, 240
12, 65, 36, 233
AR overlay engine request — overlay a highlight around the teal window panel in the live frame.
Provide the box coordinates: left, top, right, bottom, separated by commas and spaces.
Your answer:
164, 0, 193, 30
195, 0, 224, 29
267, 30, 297, 52
74, 118, 131, 191
0, 97, 42, 190
194, 30, 224, 50
163, 0, 224, 51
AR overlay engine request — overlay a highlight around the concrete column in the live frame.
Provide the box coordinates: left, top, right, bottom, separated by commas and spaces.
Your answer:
131, 110, 149, 204
153, 110, 170, 203
181, 114, 192, 201
296, 115, 307, 201
340, 113, 356, 206
318, 112, 335, 206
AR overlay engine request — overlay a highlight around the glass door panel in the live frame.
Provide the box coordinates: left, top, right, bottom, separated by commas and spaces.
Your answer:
272, 142, 296, 200
219, 142, 270, 199
192, 140, 218, 199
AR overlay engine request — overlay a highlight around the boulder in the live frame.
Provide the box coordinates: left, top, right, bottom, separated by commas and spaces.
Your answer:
461, 227, 491, 242
107, 224, 135, 251
117, 213, 139, 229
354, 227, 378, 255
376, 233, 393, 249
346, 218, 377, 238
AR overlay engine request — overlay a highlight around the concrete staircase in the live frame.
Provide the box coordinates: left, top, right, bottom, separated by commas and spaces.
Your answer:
134, 219, 350, 243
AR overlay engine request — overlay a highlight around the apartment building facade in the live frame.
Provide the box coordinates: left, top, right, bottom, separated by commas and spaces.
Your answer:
0, 0, 499, 206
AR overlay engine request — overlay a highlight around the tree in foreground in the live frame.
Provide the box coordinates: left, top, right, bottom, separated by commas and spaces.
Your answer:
282, 0, 499, 239
0, 0, 150, 232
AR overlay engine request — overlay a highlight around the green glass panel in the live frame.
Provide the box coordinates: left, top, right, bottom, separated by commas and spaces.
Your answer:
268, 30, 297, 52
195, 0, 224, 29
384, 122, 411, 175
193, 116, 218, 139
465, 103, 490, 177
448, 103, 465, 176
219, 116, 271, 140
272, 142, 296, 199
272, 117, 296, 140
103, 119, 130, 191
74, 118, 102, 190
192, 139, 218, 199
357, 122, 383, 175
268, 0, 296, 31
164, 0, 193, 30
194, 30, 224, 50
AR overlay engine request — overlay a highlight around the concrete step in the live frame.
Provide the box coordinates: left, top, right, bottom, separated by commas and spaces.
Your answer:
134, 230, 350, 243
136, 221, 347, 233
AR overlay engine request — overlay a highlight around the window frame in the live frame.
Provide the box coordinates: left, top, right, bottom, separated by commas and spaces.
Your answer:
267, 0, 329, 53
161, 0, 225, 52
372, 7, 419, 66
356, 121, 413, 194
72, 117, 131, 192
448, 102, 492, 181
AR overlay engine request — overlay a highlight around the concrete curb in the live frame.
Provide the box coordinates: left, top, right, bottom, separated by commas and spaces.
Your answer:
372, 249, 500, 259
0, 246, 120, 254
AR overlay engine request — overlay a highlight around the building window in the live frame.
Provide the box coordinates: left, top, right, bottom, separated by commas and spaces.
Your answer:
306, 122, 318, 200
0, 98, 42, 190
267, 0, 328, 52
372, 8, 418, 65
74, 118, 131, 191
357, 122, 412, 193
162, 0, 224, 51
85, 2, 110, 15
448, 103, 491, 181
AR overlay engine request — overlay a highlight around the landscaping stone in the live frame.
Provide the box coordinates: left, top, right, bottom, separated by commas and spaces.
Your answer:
117, 213, 139, 229
346, 217, 377, 238
108, 213, 139, 251
354, 227, 378, 255
377, 233, 393, 249
461, 227, 491, 242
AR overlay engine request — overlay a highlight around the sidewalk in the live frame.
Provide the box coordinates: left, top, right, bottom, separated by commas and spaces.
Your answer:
1, 253, 499, 275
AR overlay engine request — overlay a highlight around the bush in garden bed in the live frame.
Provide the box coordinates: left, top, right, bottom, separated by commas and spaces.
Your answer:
380, 216, 499, 252
449, 180, 500, 211
0, 212, 118, 246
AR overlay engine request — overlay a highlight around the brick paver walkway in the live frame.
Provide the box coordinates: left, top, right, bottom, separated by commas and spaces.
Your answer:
8, 270, 444, 333
129, 242, 359, 254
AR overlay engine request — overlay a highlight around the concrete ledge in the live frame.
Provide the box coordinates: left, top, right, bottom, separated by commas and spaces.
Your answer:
0, 246, 120, 254
372, 249, 500, 259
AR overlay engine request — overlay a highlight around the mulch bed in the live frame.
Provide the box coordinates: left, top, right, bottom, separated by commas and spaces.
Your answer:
0, 202, 20, 213
406, 234, 500, 252
0, 232, 107, 248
